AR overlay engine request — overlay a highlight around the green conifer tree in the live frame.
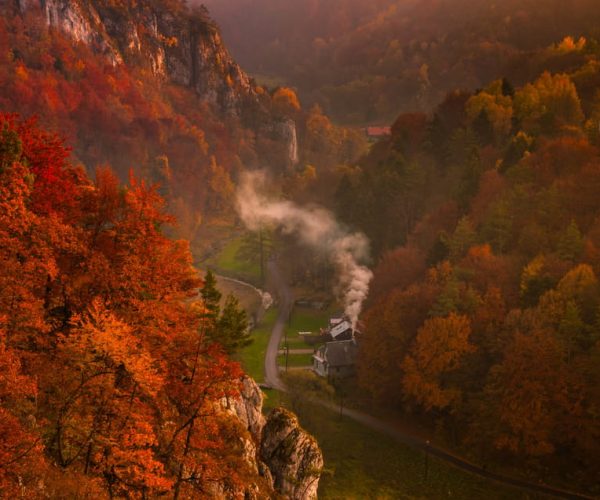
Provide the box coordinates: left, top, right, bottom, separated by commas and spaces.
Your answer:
200, 270, 222, 329
215, 295, 252, 354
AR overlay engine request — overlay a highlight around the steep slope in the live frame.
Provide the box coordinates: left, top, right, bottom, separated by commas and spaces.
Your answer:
0, 0, 366, 250
0, 4, 330, 496
0, 1, 283, 248
340, 50, 600, 493
0, 112, 324, 498
10, 0, 256, 112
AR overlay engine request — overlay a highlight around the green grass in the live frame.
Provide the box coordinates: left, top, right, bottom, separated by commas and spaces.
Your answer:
280, 334, 311, 350
235, 308, 278, 382
211, 236, 261, 282
277, 352, 314, 368
286, 400, 525, 500
280, 306, 331, 349
278, 306, 333, 364
286, 306, 330, 336
261, 387, 283, 414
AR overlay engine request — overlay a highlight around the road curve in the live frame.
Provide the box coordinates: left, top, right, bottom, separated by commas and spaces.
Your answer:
264, 260, 293, 391
263, 262, 594, 500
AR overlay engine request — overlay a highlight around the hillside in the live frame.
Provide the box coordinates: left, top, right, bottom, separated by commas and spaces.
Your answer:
0, 113, 327, 497
0, 2, 331, 497
0, 0, 365, 247
336, 47, 600, 493
204, 0, 600, 124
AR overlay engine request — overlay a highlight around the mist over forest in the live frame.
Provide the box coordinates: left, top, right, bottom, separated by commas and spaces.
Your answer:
1, 0, 600, 498
204, 0, 600, 123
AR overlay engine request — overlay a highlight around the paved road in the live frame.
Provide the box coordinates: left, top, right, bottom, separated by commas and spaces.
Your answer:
262, 261, 594, 500
264, 260, 293, 391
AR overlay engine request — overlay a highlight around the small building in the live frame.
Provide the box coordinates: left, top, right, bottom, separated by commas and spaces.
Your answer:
313, 339, 358, 379
328, 319, 353, 341
319, 315, 354, 342
328, 316, 344, 327
364, 126, 391, 140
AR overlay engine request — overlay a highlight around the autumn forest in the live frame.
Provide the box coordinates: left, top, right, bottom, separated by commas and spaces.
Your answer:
1, 0, 600, 499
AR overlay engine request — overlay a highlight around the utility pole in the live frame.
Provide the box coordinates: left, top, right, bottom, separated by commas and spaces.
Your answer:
284, 322, 289, 374
332, 378, 344, 420
259, 227, 264, 285
424, 440, 430, 482
285, 344, 289, 372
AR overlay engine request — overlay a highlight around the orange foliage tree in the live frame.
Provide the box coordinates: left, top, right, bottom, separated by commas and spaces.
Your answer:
0, 114, 255, 497
401, 313, 475, 412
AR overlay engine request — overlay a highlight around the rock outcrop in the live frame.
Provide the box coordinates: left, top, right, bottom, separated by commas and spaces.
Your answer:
223, 379, 324, 499
260, 408, 324, 500
222, 376, 267, 442
9, 0, 256, 112
280, 119, 299, 167
2, 0, 304, 167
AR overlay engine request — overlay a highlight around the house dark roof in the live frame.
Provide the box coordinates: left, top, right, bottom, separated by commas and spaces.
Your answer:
323, 340, 358, 367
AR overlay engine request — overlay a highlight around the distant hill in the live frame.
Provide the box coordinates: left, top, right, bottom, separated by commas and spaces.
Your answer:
203, 0, 600, 124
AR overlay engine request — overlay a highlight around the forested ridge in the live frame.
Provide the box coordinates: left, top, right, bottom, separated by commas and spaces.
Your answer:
0, 3, 365, 245
204, 0, 600, 124
0, 2, 240, 231
0, 1, 345, 495
0, 2, 343, 496
342, 45, 600, 491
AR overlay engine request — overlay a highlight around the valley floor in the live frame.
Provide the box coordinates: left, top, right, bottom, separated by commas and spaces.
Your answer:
218, 258, 573, 499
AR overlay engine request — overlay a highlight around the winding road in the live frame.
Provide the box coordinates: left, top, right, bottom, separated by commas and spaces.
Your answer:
261, 260, 594, 500
264, 260, 292, 391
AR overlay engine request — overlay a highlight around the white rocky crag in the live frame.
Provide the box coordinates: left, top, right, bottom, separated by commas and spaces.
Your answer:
6, 0, 300, 159
281, 118, 299, 167
260, 408, 324, 500
223, 378, 324, 499
10, 0, 255, 111
222, 376, 267, 441
17, 0, 122, 63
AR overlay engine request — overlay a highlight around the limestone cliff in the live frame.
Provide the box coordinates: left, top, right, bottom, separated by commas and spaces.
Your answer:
223, 376, 267, 439
260, 408, 324, 500
9, 0, 256, 112
5, 0, 302, 166
223, 378, 324, 499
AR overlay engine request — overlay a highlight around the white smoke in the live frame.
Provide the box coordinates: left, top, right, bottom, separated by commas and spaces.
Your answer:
236, 171, 373, 328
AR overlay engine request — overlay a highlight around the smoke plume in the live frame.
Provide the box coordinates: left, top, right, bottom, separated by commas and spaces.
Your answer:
236, 171, 373, 328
